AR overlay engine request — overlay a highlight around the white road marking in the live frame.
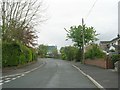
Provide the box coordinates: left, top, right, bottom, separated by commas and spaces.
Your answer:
17, 76, 21, 78
12, 78, 17, 80
2, 73, 22, 78
4, 80, 11, 83
0, 80, 3, 82
21, 74, 25, 76
0, 61, 46, 85
72, 65, 105, 90
5, 78, 11, 80
0, 83, 3, 85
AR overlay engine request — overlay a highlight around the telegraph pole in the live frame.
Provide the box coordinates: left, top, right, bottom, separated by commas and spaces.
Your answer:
82, 18, 85, 64
118, 34, 120, 54
118, 1, 120, 54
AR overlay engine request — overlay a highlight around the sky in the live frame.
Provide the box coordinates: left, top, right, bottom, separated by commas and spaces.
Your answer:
37, 0, 120, 50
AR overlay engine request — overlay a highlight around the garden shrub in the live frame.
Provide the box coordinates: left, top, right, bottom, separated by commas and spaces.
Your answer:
111, 54, 120, 64
85, 44, 106, 59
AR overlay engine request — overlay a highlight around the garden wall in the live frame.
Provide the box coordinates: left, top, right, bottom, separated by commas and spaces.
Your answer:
84, 58, 113, 69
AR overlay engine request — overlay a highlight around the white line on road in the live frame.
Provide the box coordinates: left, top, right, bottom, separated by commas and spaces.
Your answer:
0, 80, 3, 83
16, 76, 21, 78
72, 65, 106, 90
5, 78, 11, 80
4, 80, 11, 83
0, 83, 3, 85
12, 78, 17, 80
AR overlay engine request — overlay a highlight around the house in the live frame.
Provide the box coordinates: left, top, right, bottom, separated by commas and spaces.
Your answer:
100, 35, 120, 54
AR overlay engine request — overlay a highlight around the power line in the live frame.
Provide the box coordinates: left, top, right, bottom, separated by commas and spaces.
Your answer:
85, 0, 98, 19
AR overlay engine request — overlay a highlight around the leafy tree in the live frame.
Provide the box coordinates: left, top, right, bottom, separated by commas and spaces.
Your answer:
65, 25, 99, 61
51, 48, 58, 58
60, 46, 78, 61
38, 44, 48, 58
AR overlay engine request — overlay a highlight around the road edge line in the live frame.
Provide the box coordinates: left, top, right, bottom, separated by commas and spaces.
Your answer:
72, 64, 106, 90
1, 60, 46, 79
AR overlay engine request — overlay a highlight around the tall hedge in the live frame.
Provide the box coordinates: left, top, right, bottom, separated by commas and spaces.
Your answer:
2, 42, 37, 67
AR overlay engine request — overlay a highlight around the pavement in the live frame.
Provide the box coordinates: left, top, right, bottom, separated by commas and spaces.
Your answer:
71, 61, 119, 89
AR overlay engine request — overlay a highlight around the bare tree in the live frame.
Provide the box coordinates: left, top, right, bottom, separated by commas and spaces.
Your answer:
1, 0, 46, 47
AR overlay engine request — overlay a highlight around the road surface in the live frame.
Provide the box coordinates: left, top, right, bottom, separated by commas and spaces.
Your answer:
2, 58, 97, 88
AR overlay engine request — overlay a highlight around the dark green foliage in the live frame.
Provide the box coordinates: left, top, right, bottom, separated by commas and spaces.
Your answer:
2, 42, 37, 67
20, 45, 32, 63
2, 42, 21, 66
75, 49, 82, 62
31, 48, 37, 61
85, 44, 106, 59
111, 54, 120, 64
60, 46, 79, 61
38, 44, 48, 58
0, 41, 2, 68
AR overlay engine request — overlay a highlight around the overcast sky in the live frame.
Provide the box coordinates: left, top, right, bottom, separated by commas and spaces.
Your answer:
37, 0, 120, 49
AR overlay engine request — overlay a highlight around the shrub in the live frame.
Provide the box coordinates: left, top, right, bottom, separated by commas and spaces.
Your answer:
2, 42, 21, 67
31, 48, 37, 61
60, 46, 79, 61
111, 54, 120, 64
20, 45, 32, 63
2, 42, 37, 67
85, 44, 106, 59
0, 42, 2, 68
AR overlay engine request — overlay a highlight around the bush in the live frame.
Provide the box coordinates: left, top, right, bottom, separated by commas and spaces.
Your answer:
111, 54, 120, 64
31, 48, 37, 61
2, 42, 21, 67
20, 45, 32, 63
2, 42, 37, 67
60, 46, 79, 61
85, 44, 106, 59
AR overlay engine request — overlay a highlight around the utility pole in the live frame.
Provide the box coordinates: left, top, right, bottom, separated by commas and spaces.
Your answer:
118, 1, 120, 54
118, 34, 120, 54
82, 18, 85, 64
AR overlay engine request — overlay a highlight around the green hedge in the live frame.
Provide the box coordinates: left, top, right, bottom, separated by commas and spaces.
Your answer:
111, 54, 120, 64
2, 42, 37, 67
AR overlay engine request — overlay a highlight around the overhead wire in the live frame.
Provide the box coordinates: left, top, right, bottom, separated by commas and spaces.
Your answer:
85, 0, 98, 20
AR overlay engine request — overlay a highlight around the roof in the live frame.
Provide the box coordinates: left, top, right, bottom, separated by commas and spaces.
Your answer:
100, 41, 110, 44
100, 35, 120, 44
111, 37, 120, 42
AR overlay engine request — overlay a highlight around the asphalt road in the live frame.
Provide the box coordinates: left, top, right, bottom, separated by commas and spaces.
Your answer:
2, 58, 97, 88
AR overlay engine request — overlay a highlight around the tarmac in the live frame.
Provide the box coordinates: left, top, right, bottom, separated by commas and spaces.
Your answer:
1, 58, 119, 89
